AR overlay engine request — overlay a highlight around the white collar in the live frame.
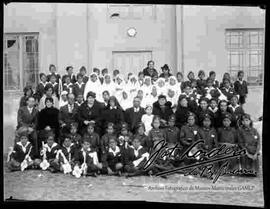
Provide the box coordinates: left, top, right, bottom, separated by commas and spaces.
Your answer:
63, 143, 74, 152
41, 81, 48, 86
81, 148, 91, 152
64, 83, 72, 87
17, 141, 30, 153
76, 82, 84, 86
108, 146, 120, 156
110, 106, 117, 110
27, 106, 33, 111
208, 106, 218, 113
229, 104, 240, 111
131, 145, 143, 157
44, 142, 58, 152
49, 82, 57, 87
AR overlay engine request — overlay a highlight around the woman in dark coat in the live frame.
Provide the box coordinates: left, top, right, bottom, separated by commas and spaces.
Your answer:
77, 91, 104, 136
101, 96, 125, 135
37, 97, 60, 150
152, 95, 174, 128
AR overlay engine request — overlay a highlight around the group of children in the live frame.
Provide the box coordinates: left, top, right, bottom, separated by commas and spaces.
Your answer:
7, 63, 260, 179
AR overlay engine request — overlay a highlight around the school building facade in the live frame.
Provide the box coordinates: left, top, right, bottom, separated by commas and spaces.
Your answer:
3, 3, 265, 153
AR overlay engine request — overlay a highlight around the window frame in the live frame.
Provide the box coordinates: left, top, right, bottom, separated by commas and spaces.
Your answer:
4, 32, 39, 92
225, 28, 264, 86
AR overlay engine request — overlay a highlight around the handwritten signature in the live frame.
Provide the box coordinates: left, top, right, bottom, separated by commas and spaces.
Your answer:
143, 140, 255, 183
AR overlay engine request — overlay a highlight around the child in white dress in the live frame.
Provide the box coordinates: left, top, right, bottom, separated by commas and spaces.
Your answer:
141, 105, 154, 136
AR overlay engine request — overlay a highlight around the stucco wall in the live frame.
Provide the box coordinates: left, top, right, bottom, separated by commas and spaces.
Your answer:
182, 5, 265, 80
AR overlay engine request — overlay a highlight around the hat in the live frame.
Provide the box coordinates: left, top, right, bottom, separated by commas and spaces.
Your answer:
158, 94, 166, 100
86, 91, 96, 99
187, 112, 196, 118
222, 113, 232, 121
161, 64, 170, 71
168, 114, 176, 121
201, 113, 212, 121
88, 121, 96, 127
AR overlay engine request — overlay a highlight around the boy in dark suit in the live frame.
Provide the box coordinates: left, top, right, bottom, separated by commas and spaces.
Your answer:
62, 66, 76, 84
234, 70, 248, 106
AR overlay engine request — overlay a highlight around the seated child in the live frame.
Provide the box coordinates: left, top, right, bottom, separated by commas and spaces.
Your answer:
148, 115, 166, 152
7, 131, 38, 171
100, 122, 117, 155
179, 112, 200, 165
123, 138, 150, 176
83, 122, 100, 152
196, 97, 214, 126
197, 113, 218, 154
165, 115, 180, 157
217, 113, 240, 173
37, 131, 61, 173
53, 136, 77, 174
69, 122, 82, 150
133, 122, 152, 152
101, 138, 124, 176
238, 114, 260, 176
141, 105, 154, 136
117, 122, 133, 150
73, 137, 103, 177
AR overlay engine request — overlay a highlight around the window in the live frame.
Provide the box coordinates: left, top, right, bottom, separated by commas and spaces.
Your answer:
108, 4, 156, 20
4, 33, 39, 91
225, 29, 264, 86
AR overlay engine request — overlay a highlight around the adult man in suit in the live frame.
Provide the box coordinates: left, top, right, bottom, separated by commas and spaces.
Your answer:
124, 96, 145, 134
59, 93, 79, 144
17, 96, 39, 157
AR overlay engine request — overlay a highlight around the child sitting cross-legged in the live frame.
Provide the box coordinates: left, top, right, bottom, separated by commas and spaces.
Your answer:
123, 138, 150, 177
101, 138, 124, 176
36, 131, 61, 173
72, 137, 103, 177
7, 130, 39, 172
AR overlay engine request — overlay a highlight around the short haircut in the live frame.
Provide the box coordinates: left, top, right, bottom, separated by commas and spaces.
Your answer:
45, 97, 54, 104
77, 73, 83, 80
237, 70, 244, 77
65, 66, 73, 71
209, 71, 216, 77
79, 66, 86, 72
44, 84, 53, 92
147, 60, 154, 66
39, 73, 46, 79
49, 64, 56, 71
23, 85, 33, 96
102, 68, 108, 74
176, 72, 183, 77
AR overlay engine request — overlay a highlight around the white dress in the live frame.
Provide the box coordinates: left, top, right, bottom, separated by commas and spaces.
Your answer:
141, 114, 154, 136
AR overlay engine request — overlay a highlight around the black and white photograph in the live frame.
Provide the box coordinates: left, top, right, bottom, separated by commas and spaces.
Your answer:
3, 2, 266, 206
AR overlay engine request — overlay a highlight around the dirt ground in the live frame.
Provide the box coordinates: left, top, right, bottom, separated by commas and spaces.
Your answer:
3, 121, 264, 206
